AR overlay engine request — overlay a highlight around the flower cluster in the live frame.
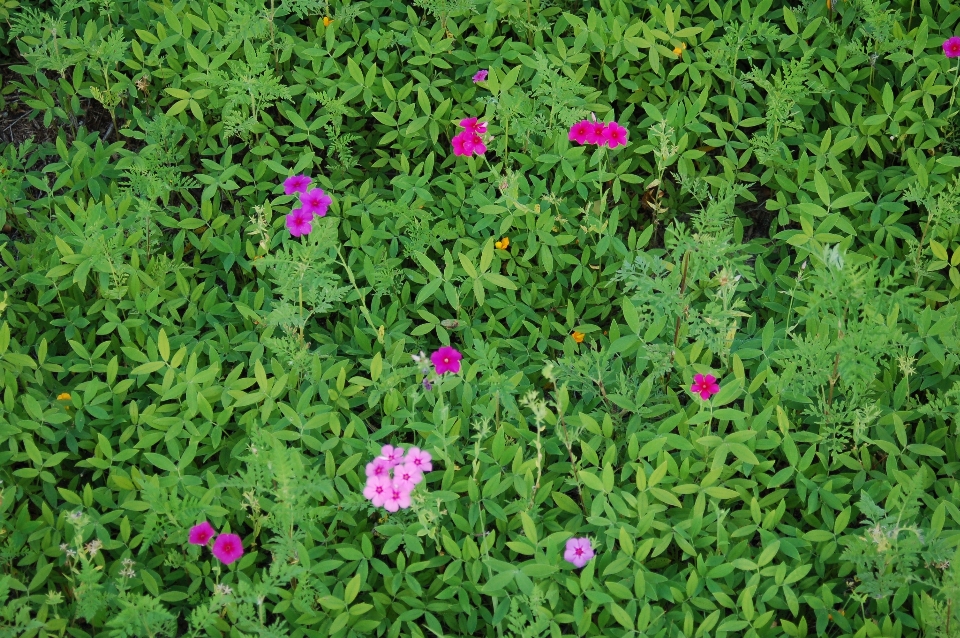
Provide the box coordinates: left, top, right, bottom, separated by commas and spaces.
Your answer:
452, 118, 487, 157
188, 521, 244, 565
282, 174, 333, 237
363, 446, 433, 512
944, 37, 960, 58
568, 118, 629, 149
690, 373, 720, 400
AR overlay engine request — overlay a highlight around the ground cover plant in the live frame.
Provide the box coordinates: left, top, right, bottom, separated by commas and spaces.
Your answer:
0, 0, 959, 636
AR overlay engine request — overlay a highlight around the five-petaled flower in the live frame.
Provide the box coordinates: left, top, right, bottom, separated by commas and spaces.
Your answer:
283, 174, 311, 196
691, 373, 720, 400
285, 208, 313, 237
212, 533, 244, 565
300, 188, 332, 217
431, 346, 462, 374
944, 37, 960, 58
188, 521, 216, 546
564, 537, 595, 568
571, 331, 585, 343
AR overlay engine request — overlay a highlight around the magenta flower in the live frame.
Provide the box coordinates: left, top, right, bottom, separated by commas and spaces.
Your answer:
365, 458, 391, 479
458, 117, 488, 136
404, 447, 432, 473
384, 484, 413, 512
363, 475, 392, 507
285, 208, 313, 237
569, 120, 592, 144
188, 522, 215, 546
604, 122, 629, 149
378, 445, 405, 468
564, 537, 595, 568
473, 69, 488, 83
584, 121, 609, 145
431, 346, 462, 375
283, 174, 311, 195
212, 533, 244, 565
452, 132, 486, 157
944, 37, 960, 58
691, 373, 720, 400
393, 463, 423, 491
300, 188, 332, 217
452, 134, 469, 156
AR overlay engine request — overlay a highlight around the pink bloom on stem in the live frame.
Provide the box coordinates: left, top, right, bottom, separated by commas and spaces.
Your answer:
378, 445, 405, 468
393, 463, 423, 491
431, 346, 462, 375
452, 131, 486, 157
300, 188, 332, 217
944, 37, 960, 58
383, 483, 413, 512
212, 533, 244, 565
458, 117, 488, 135
564, 537, 595, 568
285, 208, 313, 237
363, 475, 393, 507
188, 522, 215, 546
404, 447, 433, 473
466, 133, 486, 155
365, 458, 391, 479
604, 122, 629, 149
473, 69, 488, 83
283, 174, 311, 196
691, 373, 721, 400
569, 120, 592, 144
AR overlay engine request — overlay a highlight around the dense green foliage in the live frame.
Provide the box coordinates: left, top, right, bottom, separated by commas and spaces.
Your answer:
1, 0, 960, 636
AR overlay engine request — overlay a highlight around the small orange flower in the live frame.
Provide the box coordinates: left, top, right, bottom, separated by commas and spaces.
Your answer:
57, 393, 71, 401
495, 237, 510, 250
571, 331, 585, 343
673, 43, 687, 56
323, 16, 333, 26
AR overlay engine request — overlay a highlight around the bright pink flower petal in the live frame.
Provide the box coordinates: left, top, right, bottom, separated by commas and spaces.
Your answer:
431, 346, 462, 375
188, 522, 216, 546
212, 533, 244, 565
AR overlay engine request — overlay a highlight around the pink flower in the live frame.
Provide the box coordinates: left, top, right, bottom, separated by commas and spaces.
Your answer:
569, 120, 592, 144
473, 70, 488, 83
404, 447, 432, 473
458, 118, 488, 135
452, 134, 469, 156
211, 533, 244, 565
363, 475, 392, 507
564, 537, 594, 568
944, 37, 960, 58
393, 463, 423, 491
690, 373, 720, 400
365, 458, 391, 479
452, 132, 485, 157
604, 122, 629, 149
300, 188, 332, 217
285, 208, 313, 237
431, 346, 462, 375
584, 121, 609, 146
378, 445, 405, 468
188, 521, 215, 546
283, 174, 311, 195
384, 483, 413, 512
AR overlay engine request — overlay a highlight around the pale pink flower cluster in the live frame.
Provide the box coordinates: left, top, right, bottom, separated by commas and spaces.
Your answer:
363, 445, 433, 512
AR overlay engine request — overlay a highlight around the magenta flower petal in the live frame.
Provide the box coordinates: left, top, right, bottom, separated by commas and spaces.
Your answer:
285, 208, 313, 237
300, 188, 332, 217
569, 120, 592, 144
431, 346, 462, 375
188, 521, 216, 546
473, 70, 488, 83
211, 533, 244, 565
283, 174, 311, 195
690, 373, 720, 400
944, 37, 960, 58
564, 537, 595, 568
